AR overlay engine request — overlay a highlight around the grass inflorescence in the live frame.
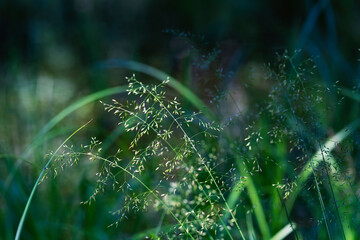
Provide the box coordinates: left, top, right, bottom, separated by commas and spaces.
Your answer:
12, 51, 360, 240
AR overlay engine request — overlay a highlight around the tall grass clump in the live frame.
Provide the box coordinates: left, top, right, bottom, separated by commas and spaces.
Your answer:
241, 50, 360, 239
85, 53, 358, 238
15, 50, 360, 239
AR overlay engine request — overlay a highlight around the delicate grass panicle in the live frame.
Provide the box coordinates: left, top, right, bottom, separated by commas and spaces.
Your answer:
15, 51, 360, 239
78, 75, 243, 239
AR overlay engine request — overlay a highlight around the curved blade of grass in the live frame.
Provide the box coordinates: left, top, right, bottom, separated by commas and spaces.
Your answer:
4, 86, 127, 193
25, 86, 127, 157
95, 59, 216, 120
286, 118, 360, 211
15, 120, 92, 240
270, 223, 297, 240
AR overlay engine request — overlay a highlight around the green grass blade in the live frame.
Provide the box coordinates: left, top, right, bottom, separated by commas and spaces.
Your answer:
15, 120, 92, 240
4, 86, 127, 193
270, 223, 297, 240
25, 86, 127, 157
96, 59, 216, 120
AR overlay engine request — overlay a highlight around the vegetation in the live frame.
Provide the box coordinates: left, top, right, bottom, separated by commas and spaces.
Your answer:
2, 1, 360, 239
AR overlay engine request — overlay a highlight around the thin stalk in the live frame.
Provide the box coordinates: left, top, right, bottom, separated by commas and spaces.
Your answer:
15, 119, 92, 240
5, 86, 127, 194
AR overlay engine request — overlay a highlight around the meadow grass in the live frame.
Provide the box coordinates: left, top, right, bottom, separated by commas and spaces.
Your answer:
7, 52, 360, 240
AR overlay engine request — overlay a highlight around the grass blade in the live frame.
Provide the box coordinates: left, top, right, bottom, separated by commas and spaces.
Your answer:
15, 120, 92, 240
270, 223, 297, 240
4, 86, 127, 193
26, 86, 127, 156
95, 59, 216, 119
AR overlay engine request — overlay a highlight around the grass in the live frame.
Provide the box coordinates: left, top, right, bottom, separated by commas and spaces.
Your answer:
4, 86, 128, 194
15, 120, 92, 240
4, 51, 360, 239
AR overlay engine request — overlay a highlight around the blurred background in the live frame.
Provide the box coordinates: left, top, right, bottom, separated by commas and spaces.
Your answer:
1, 0, 360, 239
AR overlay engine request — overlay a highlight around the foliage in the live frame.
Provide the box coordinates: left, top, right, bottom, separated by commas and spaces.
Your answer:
2, 2, 360, 239
15, 52, 359, 239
